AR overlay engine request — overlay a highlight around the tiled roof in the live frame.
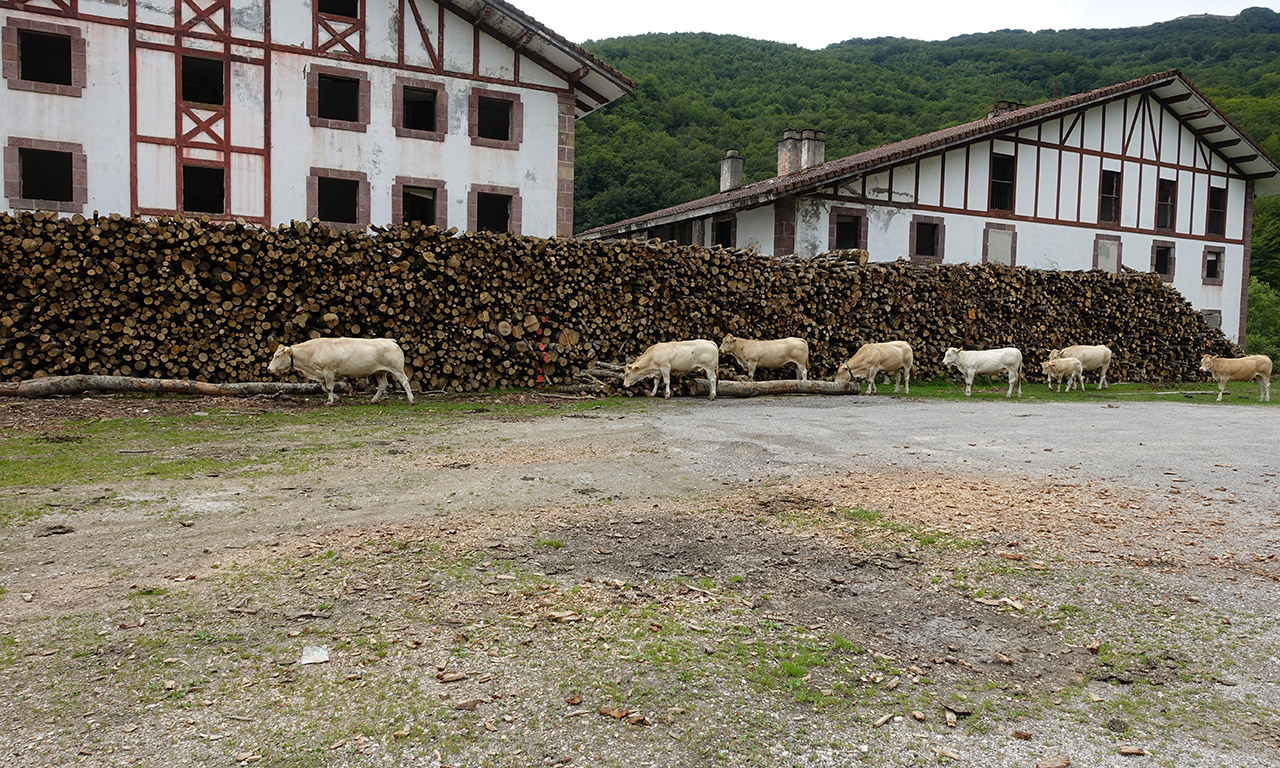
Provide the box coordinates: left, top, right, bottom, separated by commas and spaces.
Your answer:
580, 70, 1280, 236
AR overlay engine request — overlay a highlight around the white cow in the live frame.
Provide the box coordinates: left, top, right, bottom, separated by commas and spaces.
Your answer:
1049, 344, 1113, 389
833, 341, 914, 394
623, 340, 719, 401
268, 337, 414, 405
943, 347, 1023, 398
1199, 354, 1272, 402
719, 334, 809, 381
1041, 357, 1084, 392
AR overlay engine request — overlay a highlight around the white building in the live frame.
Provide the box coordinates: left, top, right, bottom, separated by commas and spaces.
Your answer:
581, 71, 1280, 344
0, 0, 632, 236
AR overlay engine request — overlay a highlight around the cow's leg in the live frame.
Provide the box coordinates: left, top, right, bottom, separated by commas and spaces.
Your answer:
904, 366, 911, 395
703, 364, 717, 401
964, 371, 974, 396
1098, 363, 1109, 390
662, 370, 672, 399
393, 369, 414, 404
649, 376, 659, 397
1217, 379, 1226, 402
796, 362, 807, 381
372, 372, 389, 403
323, 372, 338, 405
746, 363, 756, 381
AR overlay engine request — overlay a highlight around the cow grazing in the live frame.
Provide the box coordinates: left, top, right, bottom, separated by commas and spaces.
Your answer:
1041, 357, 1084, 392
1199, 354, 1272, 402
719, 335, 809, 381
834, 341, 914, 394
623, 340, 719, 401
268, 337, 414, 405
943, 347, 1023, 398
1050, 344, 1113, 389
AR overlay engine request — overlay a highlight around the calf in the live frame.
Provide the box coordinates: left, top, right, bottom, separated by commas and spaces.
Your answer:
268, 337, 414, 405
719, 335, 809, 381
943, 347, 1023, 398
1199, 354, 1272, 402
1050, 344, 1113, 389
623, 340, 719, 401
833, 341, 914, 394
1041, 357, 1084, 392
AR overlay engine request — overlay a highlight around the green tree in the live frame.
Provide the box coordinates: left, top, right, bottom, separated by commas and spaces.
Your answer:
1246, 277, 1280, 361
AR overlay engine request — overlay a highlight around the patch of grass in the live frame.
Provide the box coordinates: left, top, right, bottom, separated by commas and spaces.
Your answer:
884, 378, 1280, 405
535, 537, 566, 549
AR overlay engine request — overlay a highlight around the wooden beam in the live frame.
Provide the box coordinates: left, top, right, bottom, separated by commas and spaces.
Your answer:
1193, 124, 1227, 136
1245, 171, 1278, 180
1162, 92, 1194, 104
1210, 138, 1242, 149
1229, 154, 1260, 164
1180, 109, 1210, 121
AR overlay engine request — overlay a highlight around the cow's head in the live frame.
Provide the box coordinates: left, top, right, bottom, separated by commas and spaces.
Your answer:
833, 362, 853, 385
267, 344, 293, 374
1048, 349, 1063, 360
1199, 354, 1217, 372
942, 347, 960, 367
621, 362, 644, 388
719, 334, 736, 353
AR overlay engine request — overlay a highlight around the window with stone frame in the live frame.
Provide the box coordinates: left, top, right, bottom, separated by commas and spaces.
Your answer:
3, 17, 87, 97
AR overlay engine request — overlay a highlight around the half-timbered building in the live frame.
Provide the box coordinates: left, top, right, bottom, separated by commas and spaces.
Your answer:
581, 71, 1280, 343
0, 0, 633, 236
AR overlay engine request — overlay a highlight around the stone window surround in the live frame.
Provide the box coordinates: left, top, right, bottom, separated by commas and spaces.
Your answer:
828, 206, 868, 251
307, 63, 370, 132
469, 88, 523, 150
2, 16, 87, 98
981, 222, 1017, 267
1151, 239, 1176, 282
393, 76, 447, 141
4, 136, 87, 214
710, 213, 736, 248
392, 175, 447, 228
1202, 245, 1225, 287
909, 214, 945, 264
467, 183, 521, 234
307, 167, 370, 230
1092, 234, 1123, 272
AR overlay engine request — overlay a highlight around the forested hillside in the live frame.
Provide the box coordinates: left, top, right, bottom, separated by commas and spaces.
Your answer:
576, 6, 1280, 288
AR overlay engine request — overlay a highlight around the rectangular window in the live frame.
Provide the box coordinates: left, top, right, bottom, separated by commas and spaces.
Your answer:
402, 87, 437, 133
712, 218, 734, 248
318, 0, 359, 17
1201, 309, 1222, 329
1153, 244, 1174, 280
1099, 170, 1121, 224
477, 97, 512, 142
402, 186, 436, 226
182, 165, 224, 214
1204, 250, 1221, 280
19, 148, 73, 202
1207, 186, 1227, 237
475, 192, 511, 232
318, 74, 360, 122
317, 177, 359, 223
916, 223, 938, 258
18, 30, 72, 86
834, 213, 862, 249
1156, 178, 1177, 231
181, 56, 223, 106
1094, 236, 1121, 273
989, 152, 1015, 212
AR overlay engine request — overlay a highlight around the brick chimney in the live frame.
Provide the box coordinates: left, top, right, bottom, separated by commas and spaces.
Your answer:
777, 129, 802, 176
800, 129, 826, 169
720, 149, 743, 192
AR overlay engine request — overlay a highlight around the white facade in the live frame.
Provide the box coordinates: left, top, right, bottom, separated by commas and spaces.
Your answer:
1, 0, 631, 236
584, 74, 1280, 344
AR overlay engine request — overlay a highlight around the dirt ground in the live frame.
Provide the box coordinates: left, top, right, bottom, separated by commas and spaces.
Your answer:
1, 392, 1278, 768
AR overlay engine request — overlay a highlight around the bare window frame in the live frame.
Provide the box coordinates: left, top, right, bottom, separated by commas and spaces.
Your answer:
307, 64, 369, 132
4, 136, 87, 213
1098, 169, 1122, 225
467, 183, 522, 234
393, 76, 447, 141
469, 88, 523, 150
392, 176, 447, 228
710, 214, 736, 248
909, 215, 945, 264
1206, 184, 1227, 238
1155, 177, 1177, 232
989, 152, 1016, 213
1151, 240, 1176, 282
1202, 246, 1225, 287
2, 17, 86, 97
307, 167, 370, 230
828, 205, 867, 251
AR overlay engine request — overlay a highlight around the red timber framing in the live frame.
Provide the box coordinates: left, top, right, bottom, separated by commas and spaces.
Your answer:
314, 0, 365, 58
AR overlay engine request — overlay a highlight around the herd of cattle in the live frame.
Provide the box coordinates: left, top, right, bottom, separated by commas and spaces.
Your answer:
267, 335, 1274, 405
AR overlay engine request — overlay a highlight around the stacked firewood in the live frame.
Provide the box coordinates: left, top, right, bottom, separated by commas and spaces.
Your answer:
0, 210, 1235, 391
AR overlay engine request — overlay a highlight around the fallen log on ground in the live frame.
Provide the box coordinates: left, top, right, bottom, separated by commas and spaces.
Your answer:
691, 379, 860, 398
0, 375, 351, 398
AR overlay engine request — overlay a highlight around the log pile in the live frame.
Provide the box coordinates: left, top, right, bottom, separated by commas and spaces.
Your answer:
0, 210, 1236, 393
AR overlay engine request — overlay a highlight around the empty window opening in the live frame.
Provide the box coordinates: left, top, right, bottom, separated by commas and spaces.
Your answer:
317, 177, 359, 223
477, 97, 512, 141
1099, 170, 1121, 224
318, 74, 360, 122
1207, 186, 1227, 237
989, 153, 1015, 212
18, 30, 72, 85
317, 0, 359, 17
1205, 250, 1223, 281
402, 186, 436, 226
182, 165, 224, 214
915, 222, 939, 259
712, 218, 734, 248
182, 56, 223, 106
1156, 178, 1177, 230
475, 193, 511, 232
19, 148, 73, 202
1153, 245, 1173, 278
834, 214, 862, 249
403, 87, 437, 132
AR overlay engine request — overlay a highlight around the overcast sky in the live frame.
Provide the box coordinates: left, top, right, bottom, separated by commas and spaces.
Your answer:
514, 0, 1280, 49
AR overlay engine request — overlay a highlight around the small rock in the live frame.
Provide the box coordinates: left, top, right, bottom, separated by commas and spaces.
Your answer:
21, 593, 33, 603
1105, 717, 1130, 733
1118, 746, 1146, 756
1013, 730, 1032, 740
1036, 758, 1071, 768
